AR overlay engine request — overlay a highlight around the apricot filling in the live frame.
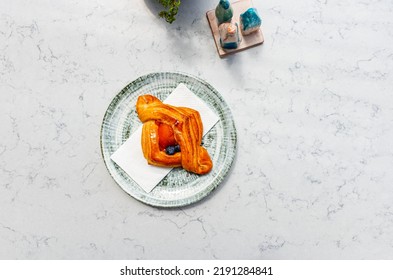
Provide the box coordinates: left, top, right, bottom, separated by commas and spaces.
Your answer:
157, 122, 177, 151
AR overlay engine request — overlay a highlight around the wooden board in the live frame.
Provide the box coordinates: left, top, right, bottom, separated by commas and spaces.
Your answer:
206, 0, 264, 58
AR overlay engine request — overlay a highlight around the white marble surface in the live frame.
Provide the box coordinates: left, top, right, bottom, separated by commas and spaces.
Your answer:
1, 0, 393, 259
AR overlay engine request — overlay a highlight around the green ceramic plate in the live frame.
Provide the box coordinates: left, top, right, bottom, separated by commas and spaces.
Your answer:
100, 72, 237, 207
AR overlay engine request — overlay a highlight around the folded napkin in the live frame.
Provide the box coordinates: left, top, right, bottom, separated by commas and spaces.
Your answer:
110, 83, 219, 193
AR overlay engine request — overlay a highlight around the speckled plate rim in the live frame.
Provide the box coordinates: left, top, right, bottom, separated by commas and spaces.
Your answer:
100, 72, 237, 208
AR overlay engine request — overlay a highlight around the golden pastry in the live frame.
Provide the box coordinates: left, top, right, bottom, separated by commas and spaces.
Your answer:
136, 94, 212, 175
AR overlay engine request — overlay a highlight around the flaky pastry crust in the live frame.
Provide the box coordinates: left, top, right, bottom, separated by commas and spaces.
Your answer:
136, 94, 212, 175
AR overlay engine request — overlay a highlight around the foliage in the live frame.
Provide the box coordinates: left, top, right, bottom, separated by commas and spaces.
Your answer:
157, 0, 181, 23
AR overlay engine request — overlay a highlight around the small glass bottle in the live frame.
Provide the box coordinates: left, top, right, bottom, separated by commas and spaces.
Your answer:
215, 0, 233, 25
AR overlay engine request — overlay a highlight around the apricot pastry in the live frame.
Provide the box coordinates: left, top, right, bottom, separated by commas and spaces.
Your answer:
136, 94, 213, 175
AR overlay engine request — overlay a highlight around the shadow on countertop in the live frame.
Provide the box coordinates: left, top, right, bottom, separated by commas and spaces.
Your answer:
143, 0, 215, 28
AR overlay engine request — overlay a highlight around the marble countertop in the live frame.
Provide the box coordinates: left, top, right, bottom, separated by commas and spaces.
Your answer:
1, 0, 393, 259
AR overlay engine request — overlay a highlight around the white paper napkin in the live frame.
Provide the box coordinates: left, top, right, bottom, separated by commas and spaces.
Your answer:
110, 83, 219, 193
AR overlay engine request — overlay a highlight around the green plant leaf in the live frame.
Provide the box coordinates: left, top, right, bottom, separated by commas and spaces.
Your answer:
157, 0, 181, 23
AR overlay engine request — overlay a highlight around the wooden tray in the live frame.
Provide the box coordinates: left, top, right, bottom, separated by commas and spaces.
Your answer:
206, 0, 264, 58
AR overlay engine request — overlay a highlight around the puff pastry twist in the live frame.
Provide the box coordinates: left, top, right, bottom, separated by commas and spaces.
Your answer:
136, 95, 213, 175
